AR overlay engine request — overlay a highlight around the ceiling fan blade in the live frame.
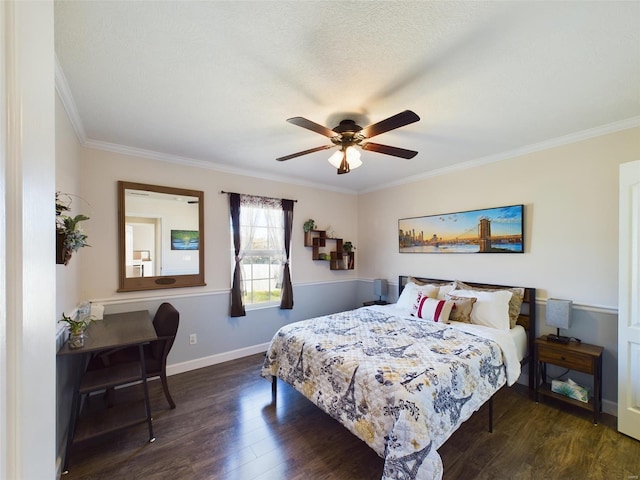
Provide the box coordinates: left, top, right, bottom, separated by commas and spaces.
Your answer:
362, 110, 420, 139
287, 117, 338, 138
362, 142, 418, 159
276, 145, 334, 162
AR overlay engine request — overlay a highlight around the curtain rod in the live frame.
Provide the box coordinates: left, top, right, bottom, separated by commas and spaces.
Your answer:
220, 190, 297, 203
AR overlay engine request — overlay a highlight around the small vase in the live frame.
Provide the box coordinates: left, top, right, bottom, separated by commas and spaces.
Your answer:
68, 331, 85, 349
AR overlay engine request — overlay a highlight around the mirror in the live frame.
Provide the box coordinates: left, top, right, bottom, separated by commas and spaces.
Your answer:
118, 181, 205, 292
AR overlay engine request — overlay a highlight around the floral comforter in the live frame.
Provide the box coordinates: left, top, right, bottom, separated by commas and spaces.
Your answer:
261, 305, 521, 480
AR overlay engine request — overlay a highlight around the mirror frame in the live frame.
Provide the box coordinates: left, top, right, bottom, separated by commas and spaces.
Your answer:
118, 181, 206, 292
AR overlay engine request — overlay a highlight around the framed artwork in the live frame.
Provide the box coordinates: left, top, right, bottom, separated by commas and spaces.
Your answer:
399, 204, 524, 253
171, 230, 199, 250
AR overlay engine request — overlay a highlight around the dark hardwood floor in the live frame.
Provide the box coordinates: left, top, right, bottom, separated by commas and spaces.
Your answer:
63, 353, 640, 480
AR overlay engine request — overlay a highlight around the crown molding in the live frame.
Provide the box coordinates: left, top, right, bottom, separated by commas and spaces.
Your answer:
82, 138, 357, 195
54, 54, 86, 143
361, 116, 640, 194
54, 56, 638, 197
54, 59, 356, 195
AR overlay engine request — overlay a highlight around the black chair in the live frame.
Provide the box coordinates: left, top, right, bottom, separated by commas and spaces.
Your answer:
89, 302, 180, 409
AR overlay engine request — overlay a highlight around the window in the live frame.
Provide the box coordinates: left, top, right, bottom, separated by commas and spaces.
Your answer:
228, 193, 294, 316
235, 202, 284, 305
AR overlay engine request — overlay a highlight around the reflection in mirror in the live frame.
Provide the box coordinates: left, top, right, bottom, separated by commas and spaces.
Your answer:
118, 181, 205, 292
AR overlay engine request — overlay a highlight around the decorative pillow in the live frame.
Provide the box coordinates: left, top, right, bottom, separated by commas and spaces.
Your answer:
445, 294, 477, 324
412, 297, 454, 323
506, 288, 524, 328
396, 282, 439, 312
436, 283, 455, 300
407, 277, 455, 300
453, 280, 525, 329
407, 285, 439, 315
396, 281, 418, 311
449, 289, 512, 330
407, 277, 443, 294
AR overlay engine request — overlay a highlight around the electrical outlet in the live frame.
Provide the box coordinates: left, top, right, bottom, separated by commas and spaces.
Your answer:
189, 333, 197, 345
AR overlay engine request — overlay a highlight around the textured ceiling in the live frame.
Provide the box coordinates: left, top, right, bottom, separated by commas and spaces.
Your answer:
54, 1, 640, 193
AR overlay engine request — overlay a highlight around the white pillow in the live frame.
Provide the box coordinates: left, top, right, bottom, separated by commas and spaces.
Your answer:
396, 282, 417, 310
413, 297, 454, 323
396, 282, 439, 312
450, 289, 513, 330
436, 282, 455, 300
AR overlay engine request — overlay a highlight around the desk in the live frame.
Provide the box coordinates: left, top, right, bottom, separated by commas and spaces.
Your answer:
58, 310, 157, 473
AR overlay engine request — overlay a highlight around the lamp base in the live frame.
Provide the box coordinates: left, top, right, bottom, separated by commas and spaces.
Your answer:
546, 334, 570, 344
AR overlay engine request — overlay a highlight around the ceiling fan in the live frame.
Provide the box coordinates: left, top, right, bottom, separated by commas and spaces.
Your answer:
276, 110, 420, 174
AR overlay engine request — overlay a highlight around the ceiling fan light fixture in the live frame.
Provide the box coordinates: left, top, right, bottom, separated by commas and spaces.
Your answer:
328, 146, 362, 172
345, 146, 362, 169
328, 150, 344, 168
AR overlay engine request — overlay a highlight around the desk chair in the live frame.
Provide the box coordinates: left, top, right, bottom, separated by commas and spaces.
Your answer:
89, 302, 180, 409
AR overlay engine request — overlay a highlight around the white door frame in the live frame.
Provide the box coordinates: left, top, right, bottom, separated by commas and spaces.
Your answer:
619, 159, 640, 440
1, 2, 57, 479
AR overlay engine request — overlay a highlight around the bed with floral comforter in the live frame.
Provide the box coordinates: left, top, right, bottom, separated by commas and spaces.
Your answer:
261, 304, 522, 480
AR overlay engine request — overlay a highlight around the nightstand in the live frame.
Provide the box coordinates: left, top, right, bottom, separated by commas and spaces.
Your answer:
363, 300, 389, 306
534, 336, 603, 424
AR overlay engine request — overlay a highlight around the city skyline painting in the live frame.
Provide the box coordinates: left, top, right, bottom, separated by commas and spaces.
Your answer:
399, 204, 524, 253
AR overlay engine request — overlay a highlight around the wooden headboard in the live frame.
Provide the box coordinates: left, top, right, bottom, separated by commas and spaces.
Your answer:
398, 276, 537, 390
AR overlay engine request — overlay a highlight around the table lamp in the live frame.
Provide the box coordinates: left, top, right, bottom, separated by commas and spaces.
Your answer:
373, 279, 388, 304
546, 298, 572, 344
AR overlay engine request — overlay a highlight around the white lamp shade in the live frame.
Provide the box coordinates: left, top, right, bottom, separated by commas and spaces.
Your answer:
345, 146, 362, 169
546, 298, 572, 329
373, 279, 388, 297
328, 147, 362, 169
328, 150, 343, 168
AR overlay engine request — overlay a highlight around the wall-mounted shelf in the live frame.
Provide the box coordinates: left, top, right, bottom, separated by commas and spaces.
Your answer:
304, 229, 354, 270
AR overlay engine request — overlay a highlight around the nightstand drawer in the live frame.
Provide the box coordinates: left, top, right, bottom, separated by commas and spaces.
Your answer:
537, 344, 593, 373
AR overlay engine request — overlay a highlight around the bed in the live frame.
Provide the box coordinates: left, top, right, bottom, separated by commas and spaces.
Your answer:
261, 276, 536, 480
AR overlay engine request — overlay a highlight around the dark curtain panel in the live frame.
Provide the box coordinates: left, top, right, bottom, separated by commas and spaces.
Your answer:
229, 193, 245, 317
280, 199, 294, 309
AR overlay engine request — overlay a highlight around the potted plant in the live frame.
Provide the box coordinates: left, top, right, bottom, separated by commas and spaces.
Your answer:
343, 241, 355, 269
59, 312, 92, 349
303, 219, 316, 245
303, 219, 316, 233
56, 192, 90, 265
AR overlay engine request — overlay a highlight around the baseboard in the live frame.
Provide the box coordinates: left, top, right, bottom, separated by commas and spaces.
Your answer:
56, 454, 63, 480
602, 399, 617, 416
166, 342, 270, 376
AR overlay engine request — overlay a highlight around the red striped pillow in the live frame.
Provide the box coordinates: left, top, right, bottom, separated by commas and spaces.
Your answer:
414, 297, 454, 323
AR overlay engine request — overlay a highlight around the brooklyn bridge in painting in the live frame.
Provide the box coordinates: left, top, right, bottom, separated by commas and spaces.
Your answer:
399, 205, 524, 253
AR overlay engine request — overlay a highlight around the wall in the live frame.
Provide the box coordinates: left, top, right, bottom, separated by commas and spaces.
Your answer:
76, 147, 360, 370
357, 126, 640, 412
55, 95, 86, 473
71, 125, 640, 410
56, 96, 83, 317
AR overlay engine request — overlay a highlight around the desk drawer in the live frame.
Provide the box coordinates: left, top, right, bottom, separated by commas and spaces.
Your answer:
537, 344, 593, 373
